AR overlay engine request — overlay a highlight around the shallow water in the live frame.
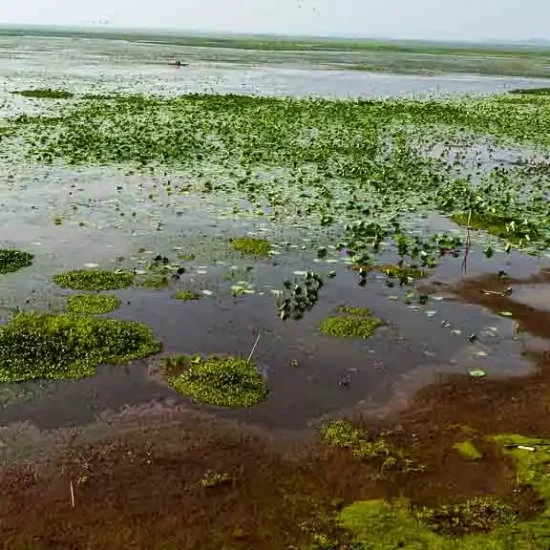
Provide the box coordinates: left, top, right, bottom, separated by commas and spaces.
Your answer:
2, 35, 550, 104
0, 36, 549, 433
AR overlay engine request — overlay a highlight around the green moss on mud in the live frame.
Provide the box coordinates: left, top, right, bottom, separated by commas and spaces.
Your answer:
454, 441, 483, 461
53, 269, 134, 291
13, 89, 74, 99
173, 290, 201, 301
0, 312, 160, 383
231, 237, 271, 258
319, 307, 384, 339
338, 435, 550, 549
320, 420, 410, 471
164, 355, 268, 408
0, 249, 34, 275
67, 294, 121, 314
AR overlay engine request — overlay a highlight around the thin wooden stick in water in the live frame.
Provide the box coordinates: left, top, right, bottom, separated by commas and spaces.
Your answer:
247, 334, 261, 363
70, 481, 75, 508
461, 209, 472, 275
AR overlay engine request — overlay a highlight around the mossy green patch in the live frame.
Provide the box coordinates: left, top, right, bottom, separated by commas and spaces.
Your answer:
0, 249, 34, 275
13, 89, 74, 99
67, 294, 121, 314
0, 312, 160, 383
339, 435, 550, 549
319, 307, 384, 339
53, 269, 134, 291
164, 355, 268, 408
173, 290, 201, 301
454, 440, 483, 461
231, 237, 272, 258
415, 498, 517, 537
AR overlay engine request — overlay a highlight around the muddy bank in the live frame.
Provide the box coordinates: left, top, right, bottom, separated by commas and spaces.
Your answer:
1, 270, 550, 548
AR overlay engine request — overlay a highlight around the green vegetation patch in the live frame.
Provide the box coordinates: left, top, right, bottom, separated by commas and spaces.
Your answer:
164, 355, 268, 408
67, 294, 121, 314
509, 88, 550, 96
453, 440, 483, 461
320, 420, 410, 471
339, 435, 550, 549
231, 237, 272, 258
53, 269, 134, 291
0, 249, 34, 275
377, 263, 427, 282
0, 312, 160, 383
451, 212, 540, 245
173, 290, 201, 301
319, 306, 383, 339
415, 498, 517, 537
13, 89, 74, 99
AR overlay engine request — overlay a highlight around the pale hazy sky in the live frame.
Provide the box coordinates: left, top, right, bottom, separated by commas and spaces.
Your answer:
0, 0, 548, 41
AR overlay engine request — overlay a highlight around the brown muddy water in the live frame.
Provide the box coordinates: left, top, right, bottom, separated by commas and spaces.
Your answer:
1, 35, 550, 550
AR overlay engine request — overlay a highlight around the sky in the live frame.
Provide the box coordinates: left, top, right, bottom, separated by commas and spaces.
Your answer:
0, 0, 548, 42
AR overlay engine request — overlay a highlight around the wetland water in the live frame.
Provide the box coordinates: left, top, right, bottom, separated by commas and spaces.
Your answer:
0, 32, 550, 550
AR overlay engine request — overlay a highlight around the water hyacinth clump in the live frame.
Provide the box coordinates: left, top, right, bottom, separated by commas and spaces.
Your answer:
164, 355, 268, 408
0, 312, 161, 383
0, 249, 34, 275
53, 269, 135, 291
67, 294, 121, 314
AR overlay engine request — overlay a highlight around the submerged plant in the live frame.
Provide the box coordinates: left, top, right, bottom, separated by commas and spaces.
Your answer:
53, 269, 134, 291
164, 355, 268, 408
0, 312, 160, 383
67, 294, 121, 314
0, 249, 34, 275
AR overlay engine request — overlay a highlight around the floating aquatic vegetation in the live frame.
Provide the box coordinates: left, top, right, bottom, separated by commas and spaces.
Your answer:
12, 89, 74, 99
173, 290, 201, 301
0, 249, 34, 275
231, 237, 272, 258
67, 294, 121, 314
319, 306, 384, 339
277, 271, 324, 320
0, 312, 160, 383
53, 269, 135, 291
453, 440, 483, 461
163, 354, 268, 408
